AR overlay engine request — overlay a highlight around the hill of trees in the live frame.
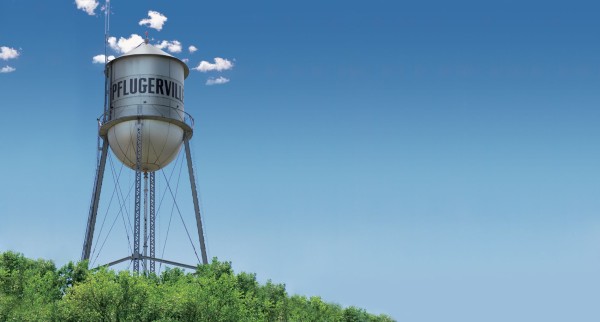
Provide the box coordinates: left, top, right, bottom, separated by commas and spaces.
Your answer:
0, 251, 394, 321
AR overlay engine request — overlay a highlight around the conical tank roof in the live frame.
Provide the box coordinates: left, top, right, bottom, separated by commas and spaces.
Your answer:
109, 42, 189, 77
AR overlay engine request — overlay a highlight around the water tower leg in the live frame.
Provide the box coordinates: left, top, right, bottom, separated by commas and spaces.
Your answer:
149, 171, 156, 273
133, 120, 142, 273
143, 172, 149, 273
81, 137, 109, 261
184, 138, 209, 265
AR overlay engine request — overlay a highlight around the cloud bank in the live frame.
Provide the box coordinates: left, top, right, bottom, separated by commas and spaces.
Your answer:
0, 46, 19, 60
108, 34, 144, 54
139, 11, 167, 31
206, 76, 230, 85
75, 0, 99, 16
0, 66, 16, 73
92, 54, 115, 64
156, 40, 182, 53
193, 57, 234, 72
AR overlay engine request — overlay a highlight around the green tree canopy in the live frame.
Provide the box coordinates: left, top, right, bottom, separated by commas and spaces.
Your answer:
0, 251, 395, 321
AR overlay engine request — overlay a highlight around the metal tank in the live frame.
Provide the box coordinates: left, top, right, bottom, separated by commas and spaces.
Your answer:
99, 41, 193, 172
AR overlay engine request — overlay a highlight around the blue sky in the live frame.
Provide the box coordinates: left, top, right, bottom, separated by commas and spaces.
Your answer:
1, 0, 600, 320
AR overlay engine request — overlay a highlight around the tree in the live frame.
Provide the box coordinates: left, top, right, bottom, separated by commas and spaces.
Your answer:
0, 252, 396, 321
59, 268, 122, 321
0, 251, 61, 321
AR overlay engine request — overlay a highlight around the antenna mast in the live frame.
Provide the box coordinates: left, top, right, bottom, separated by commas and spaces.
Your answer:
103, 0, 111, 114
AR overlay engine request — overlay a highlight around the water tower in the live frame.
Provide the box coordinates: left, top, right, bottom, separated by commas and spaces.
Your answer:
81, 39, 208, 273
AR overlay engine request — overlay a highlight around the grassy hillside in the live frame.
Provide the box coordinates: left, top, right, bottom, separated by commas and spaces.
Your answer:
0, 251, 394, 321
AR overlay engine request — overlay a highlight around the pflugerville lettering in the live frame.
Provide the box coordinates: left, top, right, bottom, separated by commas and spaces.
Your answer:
111, 77, 184, 103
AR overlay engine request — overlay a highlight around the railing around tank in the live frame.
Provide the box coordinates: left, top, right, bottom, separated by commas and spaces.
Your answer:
98, 104, 195, 135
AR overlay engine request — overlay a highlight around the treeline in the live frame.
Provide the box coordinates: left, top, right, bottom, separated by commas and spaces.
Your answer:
0, 251, 394, 321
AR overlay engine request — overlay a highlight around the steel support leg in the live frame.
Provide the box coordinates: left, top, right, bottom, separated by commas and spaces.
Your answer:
143, 172, 149, 273
133, 120, 142, 273
82, 137, 109, 261
149, 171, 156, 273
184, 138, 208, 265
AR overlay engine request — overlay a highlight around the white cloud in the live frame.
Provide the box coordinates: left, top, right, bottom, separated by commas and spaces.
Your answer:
193, 57, 234, 72
206, 76, 230, 85
92, 54, 115, 64
75, 0, 99, 16
182, 58, 189, 63
108, 34, 144, 54
139, 10, 168, 31
0, 66, 16, 73
188, 45, 198, 54
0, 46, 19, 60
156, 40, 182, 53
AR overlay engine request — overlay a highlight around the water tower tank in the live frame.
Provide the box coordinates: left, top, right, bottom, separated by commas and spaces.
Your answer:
99, 42, 193, 172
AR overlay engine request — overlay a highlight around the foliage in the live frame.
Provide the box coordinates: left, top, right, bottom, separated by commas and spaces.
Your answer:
0, 251, 395, 321
0, 251, 61, 321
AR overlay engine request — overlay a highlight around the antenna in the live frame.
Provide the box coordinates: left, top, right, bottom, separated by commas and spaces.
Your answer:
103, 0, 111, 114
103, 0, 110, 64
97, 0, 111, 164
